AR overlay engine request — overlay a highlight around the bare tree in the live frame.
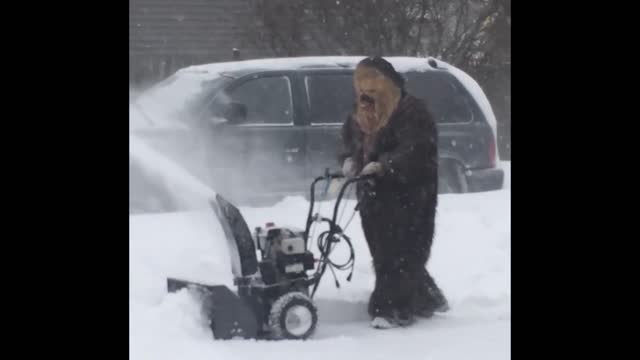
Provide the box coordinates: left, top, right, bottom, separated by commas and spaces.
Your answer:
245, 0, 506, 66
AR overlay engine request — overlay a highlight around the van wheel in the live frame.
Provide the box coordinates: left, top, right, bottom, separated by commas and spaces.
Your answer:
440, 162, 468, 194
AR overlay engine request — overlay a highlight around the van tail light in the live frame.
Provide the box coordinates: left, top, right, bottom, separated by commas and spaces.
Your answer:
489, 136, 497, 168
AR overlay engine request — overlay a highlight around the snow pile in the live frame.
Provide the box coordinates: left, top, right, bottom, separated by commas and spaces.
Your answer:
182, 56, 435, 77
130, 172, 510, 359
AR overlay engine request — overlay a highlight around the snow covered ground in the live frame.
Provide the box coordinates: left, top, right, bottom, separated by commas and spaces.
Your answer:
129, 162, 510, 360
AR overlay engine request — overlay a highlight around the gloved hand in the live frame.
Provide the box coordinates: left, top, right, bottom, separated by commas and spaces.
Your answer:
360, 161, 383, 176
342, 157, 357, 178
328, 178, 347, 196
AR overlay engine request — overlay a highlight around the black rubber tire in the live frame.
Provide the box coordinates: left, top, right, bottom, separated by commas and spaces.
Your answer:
268, 292, 318, 340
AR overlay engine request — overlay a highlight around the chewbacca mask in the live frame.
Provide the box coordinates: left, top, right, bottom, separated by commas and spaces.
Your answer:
353, 57, 405, 135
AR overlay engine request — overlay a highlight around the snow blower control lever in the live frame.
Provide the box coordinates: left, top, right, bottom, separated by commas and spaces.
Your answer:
167, 171, 373, 341
305, 171, 374, 298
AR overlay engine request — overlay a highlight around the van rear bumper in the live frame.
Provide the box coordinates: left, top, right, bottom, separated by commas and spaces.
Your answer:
466, 167, 504, 192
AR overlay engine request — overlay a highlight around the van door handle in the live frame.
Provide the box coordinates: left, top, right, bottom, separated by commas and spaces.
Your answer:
284, 147, 300, 163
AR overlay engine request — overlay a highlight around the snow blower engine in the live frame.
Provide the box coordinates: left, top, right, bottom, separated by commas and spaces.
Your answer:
167, 171, 371, 340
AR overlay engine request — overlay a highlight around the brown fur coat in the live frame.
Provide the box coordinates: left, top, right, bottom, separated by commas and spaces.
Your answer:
340, 92, 441, 318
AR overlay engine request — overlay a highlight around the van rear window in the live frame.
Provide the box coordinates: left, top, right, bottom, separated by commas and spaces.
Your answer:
404, 71, 476, 124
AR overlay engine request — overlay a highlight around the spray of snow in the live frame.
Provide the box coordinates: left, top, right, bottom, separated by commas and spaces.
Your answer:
129, 86, 221, 213
130, 134, 216, 207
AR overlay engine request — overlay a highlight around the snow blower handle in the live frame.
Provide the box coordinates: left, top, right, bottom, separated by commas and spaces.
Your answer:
331, 174, 374, 224
304, 170, 374, 244
354, 174, 376, 181
308, 173, 374, 298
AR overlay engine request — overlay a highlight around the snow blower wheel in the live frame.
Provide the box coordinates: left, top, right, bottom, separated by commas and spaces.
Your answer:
269, 292, 318, 340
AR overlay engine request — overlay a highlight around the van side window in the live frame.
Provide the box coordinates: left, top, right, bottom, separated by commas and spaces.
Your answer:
226, 76, 294, 125
305, 74, 355, 124
404, 72, 475, 124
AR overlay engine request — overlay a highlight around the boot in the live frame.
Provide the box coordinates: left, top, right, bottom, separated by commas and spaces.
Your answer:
412, 269, 449, 317
371, 308, 415, 329
368, 273, 415, 329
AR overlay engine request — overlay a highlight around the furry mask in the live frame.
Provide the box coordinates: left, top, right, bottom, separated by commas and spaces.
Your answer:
353, 64, 402, 135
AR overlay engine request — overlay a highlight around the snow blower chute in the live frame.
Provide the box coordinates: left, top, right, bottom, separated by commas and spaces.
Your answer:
167, 171, 372, 340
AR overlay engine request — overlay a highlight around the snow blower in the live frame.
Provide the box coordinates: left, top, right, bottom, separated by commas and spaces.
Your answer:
167, 171, 372, 340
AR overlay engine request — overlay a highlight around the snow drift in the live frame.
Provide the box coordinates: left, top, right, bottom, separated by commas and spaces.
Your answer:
130, 167, 510, 360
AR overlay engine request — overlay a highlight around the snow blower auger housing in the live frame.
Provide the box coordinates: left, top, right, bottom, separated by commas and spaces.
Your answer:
167, 171, 371, 341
